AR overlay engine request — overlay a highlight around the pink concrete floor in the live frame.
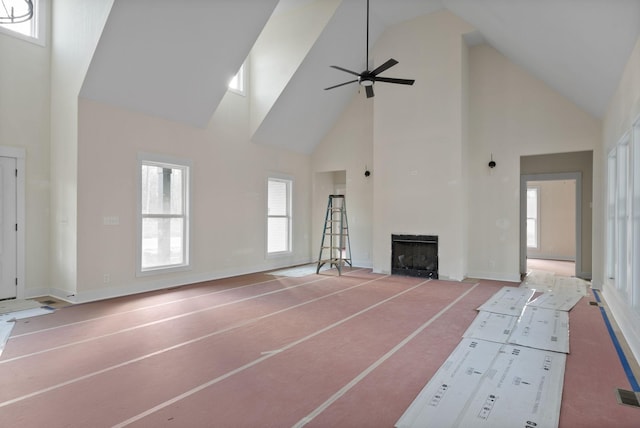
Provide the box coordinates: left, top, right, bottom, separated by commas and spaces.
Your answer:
0, 268, 638, 427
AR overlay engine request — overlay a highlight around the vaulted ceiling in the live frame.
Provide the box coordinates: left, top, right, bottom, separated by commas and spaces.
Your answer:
80, 0, 640, 153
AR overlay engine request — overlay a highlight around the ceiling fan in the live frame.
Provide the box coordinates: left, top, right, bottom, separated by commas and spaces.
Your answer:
324, 0, 415, 98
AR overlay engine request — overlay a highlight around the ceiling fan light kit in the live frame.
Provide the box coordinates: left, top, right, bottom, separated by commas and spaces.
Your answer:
324, 0, 415, 98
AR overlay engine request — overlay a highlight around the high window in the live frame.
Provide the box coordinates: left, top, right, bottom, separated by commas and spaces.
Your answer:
228, 64, 245, 95
526, 186, 539, 248
267, 177, 292, 254
138, 155, 191, 273
0, 0, 45, 45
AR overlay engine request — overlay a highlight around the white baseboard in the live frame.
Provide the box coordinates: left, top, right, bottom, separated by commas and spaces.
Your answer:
465, 270, 522, 283
603, 285, 640, 369
351, 259, 373, 269
527, 255, 576, 262
40, 258, 313, 304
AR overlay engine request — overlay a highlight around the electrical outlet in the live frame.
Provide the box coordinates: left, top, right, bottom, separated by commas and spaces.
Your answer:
103, 273, 110, 283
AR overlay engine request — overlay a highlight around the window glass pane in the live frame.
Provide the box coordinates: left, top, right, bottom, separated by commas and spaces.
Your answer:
268, 218, 289, 253
268, 180, 287, 216
141, 164, 183, 215
527, 219, 537, 247
526, 188, 537, 218
0, 0, 36, 37
267, 177, 291, 253
229, 64, 244, 93
141, 218, 184, 269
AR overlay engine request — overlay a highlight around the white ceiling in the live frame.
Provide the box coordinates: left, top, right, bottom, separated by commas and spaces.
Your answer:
80, 0, 280, 127
444, 0, 640, 118
81, 0, 640, 153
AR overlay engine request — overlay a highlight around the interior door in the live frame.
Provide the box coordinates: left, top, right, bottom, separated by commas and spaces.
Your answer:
0, 156, 17, 299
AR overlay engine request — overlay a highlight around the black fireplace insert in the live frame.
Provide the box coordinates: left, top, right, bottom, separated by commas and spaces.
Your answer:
391, 234, 438, 278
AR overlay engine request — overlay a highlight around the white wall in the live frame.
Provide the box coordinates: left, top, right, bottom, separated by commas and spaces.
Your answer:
602, 36, 640, 368
249, 0, 340, 136
527, 180, 576, 261
75, 90, 312, 302
312, 93, 374, 268
372, 11, 474, 280
467, 43, 601, 281
49, 0, 114, 299
0, 26, 50, 295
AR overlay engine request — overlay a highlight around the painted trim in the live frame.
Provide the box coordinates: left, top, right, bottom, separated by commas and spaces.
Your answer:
266, 173, 294, 257
594, 289, 640, 391
527, 255, 576, 262
0, 146, 25, 299
525, 184, 541, 250
51, 257, 313, 304
136, 152, 193, 277
465, 270, 521, 283
0, 0, 48, 47
520, 172, 583, 278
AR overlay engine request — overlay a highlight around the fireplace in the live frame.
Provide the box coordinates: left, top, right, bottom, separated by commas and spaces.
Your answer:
391, 234, 438, 278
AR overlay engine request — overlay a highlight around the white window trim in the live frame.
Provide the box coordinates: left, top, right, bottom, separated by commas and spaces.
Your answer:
607, 148, 617, 280
0, 146, 25, 298
526, 185, 540, 249
267, 175, 293, 256
137, 153, 192, 276
0, 0, 47, 47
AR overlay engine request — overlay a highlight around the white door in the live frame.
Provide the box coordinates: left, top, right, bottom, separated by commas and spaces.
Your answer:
0, 157, 17, 299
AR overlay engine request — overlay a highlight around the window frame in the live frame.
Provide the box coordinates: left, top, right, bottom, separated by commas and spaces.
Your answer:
526, 185, 540, 249
137, 153, 192, 276
267, 176, 293, 255
0, 0, 47, 46
228, 63, 246, 96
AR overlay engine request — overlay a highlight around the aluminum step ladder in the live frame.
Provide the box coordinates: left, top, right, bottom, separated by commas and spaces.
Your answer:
317, 195, 352, 275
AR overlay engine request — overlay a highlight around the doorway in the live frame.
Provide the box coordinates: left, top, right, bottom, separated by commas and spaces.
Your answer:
0, 147, 25, 300
520, 173, 581, 277
0, 156, 17, 299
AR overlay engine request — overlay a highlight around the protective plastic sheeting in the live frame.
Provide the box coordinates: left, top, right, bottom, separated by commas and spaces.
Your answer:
476, 287, 535, 317
463, 311, 517, 344
508, 306, 570, 354
527, 291, 583, 311
396, 338, 566, 428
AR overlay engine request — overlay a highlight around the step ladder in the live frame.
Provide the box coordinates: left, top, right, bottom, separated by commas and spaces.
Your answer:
317, 194, 352, 275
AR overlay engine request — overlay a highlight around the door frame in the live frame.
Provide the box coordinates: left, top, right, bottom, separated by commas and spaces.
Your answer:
520, 172, 582, 277
0, 146, 25, 299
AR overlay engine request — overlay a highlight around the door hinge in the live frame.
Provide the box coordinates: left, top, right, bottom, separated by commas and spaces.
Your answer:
15, 223, 18, 231
15, 168, 18, 177
15, 278, 18, 286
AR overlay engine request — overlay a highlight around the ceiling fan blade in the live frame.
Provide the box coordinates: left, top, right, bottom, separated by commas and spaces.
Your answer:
365, 85, 374, 98
370, 58, 398, 76
373, 77, 415, 85
330, 65, 361, 77
324, 79, 359, 90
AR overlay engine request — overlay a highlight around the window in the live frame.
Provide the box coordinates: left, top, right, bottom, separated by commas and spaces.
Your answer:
633, 120, 640, 309
526, 186, 539, 248
138, 155, 190, 273
267, 177, 292, 254
606, 130, 639, 306
228, 64, 245, 95
616, 139, 629, 296
0, 0, 45, 45
607, 151, 617, 279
